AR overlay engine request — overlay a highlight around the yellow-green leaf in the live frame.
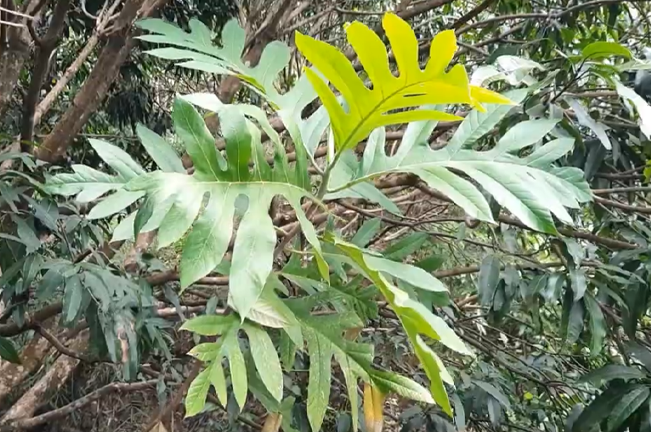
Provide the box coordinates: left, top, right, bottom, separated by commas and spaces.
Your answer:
295, 13, 512, 152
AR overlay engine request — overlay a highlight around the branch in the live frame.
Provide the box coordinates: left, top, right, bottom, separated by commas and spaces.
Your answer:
34, 324, 94, 363
20, 0, 70, 148
594, 196, 651, 214
451, 0, 498, 29
0, 380, 158, 431
593, 186, 651, 194
33, 0, 122, 125
0, 302, 63, 337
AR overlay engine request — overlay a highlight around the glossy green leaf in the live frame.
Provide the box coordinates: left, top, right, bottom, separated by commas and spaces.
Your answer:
567, 98, 612, 150
364, 254, 447, 292
570, 268, 587, 301
45, 165, 124, 203
185, 367, 212, 417
447, 89, 528, 153
478, 256, 500, 307
474, 381, 511, 409
368, 369, 433, 403
493, 119, 559, 155
329, 118, 589, 233
121, 102, 327, 318
87, 189, 144, 220
305, 327, 333, 432
223, 332, 248, 409
351, 218, 382, 247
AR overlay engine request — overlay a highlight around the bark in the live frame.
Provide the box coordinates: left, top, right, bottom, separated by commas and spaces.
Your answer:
0, 0, 44, 115
20, 0, 70, 148
34, 0, 167, 163
33, 0, 123, 126
0, 332, 53, 405
0, 331, 88, 423
124, 230, 157, 273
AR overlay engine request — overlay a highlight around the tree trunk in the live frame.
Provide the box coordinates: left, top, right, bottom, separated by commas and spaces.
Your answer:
34, 0, 167, 163
0, 0, 44, 116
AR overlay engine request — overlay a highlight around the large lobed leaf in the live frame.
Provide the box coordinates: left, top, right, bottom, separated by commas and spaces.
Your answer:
295, 13, 513, 152
137, 18, 288, 98
125, 99, 327, 318
46, 98, 327, 320
328, 104, 592, 234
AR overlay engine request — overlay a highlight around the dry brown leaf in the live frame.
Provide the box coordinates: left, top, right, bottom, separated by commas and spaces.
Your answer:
364, 382, 385, 432
261, 413, 283, 432
148, 422, 169, 432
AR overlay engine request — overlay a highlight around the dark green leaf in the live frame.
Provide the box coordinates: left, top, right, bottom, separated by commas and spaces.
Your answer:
63, 275, 83, 324
572, 386, 628, 432
585, 295, 606, 356
0, 337, 20, 364
475, 381, 511, 409
478, 256, 500, 307
351, 218, 381, 247
606, 386, 649, 432
580, 365, 646, 386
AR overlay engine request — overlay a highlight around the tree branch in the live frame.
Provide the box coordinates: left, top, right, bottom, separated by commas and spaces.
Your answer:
0, 380, 158, 431
19, 0, 70, 149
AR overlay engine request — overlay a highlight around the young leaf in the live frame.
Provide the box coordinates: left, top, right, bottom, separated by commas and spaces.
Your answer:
295, 13, 512, 152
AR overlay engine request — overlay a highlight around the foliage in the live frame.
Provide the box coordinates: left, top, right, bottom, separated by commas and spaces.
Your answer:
3, 0, 651, 431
